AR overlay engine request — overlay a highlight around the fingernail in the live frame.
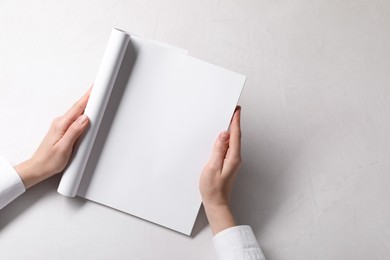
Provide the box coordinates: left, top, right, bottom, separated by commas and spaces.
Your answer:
220, 132, 230, 141
77, 115, 88, 125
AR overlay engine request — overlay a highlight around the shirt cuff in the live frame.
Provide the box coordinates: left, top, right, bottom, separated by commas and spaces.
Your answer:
213, 225, 265, 260
0, 156, 26, 209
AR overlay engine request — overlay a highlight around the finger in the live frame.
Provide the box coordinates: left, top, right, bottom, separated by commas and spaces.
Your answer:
57, 115, 89, 151
226, 106, 241, 160
207, 131, 230, 172
61, 88, 92, 129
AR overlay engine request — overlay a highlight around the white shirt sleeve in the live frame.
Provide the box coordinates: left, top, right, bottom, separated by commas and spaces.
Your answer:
0, 156, 26, 209
213, 225, 265, 260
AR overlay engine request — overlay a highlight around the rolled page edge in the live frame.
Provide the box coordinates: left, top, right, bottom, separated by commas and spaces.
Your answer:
57, 29, 131, 197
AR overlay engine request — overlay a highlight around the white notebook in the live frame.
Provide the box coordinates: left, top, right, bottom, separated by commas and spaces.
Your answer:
57, 28, 245, 235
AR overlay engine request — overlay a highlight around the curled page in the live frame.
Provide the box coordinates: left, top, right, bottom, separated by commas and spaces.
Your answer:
57, 29, 130, 197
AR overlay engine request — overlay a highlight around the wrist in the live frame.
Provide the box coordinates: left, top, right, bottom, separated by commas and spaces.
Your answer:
203, 203, 236, 235
14, 159, 44, 189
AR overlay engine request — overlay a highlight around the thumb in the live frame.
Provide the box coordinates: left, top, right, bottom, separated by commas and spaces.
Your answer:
59, 115, 89, 150
207, 132, 230, 171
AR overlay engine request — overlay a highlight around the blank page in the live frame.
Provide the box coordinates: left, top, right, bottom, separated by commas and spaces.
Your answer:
77, 36, 245, 235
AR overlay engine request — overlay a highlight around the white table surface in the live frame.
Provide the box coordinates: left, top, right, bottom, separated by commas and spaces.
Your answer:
1, 1, 390, 259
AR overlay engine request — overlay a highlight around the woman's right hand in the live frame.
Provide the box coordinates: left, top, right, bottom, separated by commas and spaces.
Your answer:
199, 106, 242, 235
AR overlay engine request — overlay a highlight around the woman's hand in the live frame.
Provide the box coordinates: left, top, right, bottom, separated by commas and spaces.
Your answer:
15, 89, 91, 188
200, 106, 242, 235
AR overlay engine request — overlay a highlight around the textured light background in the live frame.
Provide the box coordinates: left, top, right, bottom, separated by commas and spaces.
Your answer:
1, 1, 390, 259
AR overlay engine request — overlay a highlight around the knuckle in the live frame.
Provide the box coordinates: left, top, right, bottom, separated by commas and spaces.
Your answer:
54, 143, 68, 155
63, 117, 73, 128
52, 116, 74, 133
51, 117, 63, 130
204, 164, 219, 173
215, 142, 228, 153
230, 157, 242, 166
